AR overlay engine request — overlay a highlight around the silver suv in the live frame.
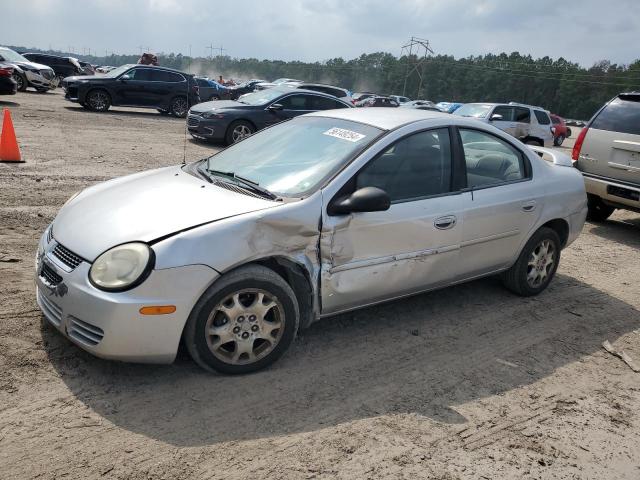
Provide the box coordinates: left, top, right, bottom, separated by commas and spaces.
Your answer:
454, 102, 554, 147
573, 92, 640, 221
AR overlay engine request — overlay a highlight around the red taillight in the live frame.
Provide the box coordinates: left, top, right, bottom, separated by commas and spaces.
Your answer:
0, 67, 13, 77
572, 127, 588, 162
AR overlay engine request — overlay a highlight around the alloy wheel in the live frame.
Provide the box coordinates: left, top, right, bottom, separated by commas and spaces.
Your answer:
232, 124, 252, 143
205, 289, 285, 365
526, 239, 555, 288
89, 91, 109, 111
172, 98, 188, 117
14, 73, 24, 91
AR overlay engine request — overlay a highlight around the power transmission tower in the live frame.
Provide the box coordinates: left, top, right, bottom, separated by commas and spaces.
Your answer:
400, 37, 434, 98
206, 44, 226, 59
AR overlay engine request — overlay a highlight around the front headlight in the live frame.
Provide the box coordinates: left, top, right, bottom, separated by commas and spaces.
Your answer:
89, 242, 154, 291
202, 111, 225, 119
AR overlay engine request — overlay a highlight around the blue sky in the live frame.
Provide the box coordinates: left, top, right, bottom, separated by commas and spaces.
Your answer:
2, 0, 639, 66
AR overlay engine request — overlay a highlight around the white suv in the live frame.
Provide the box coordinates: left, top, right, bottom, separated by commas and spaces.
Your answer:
454, 102, 554, 147
573, 92, 640, 221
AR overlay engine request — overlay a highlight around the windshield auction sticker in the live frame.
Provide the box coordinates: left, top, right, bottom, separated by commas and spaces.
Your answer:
323, 127, 366, 142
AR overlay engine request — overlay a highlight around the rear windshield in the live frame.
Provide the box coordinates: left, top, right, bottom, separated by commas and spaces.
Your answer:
591, 95, 640, 135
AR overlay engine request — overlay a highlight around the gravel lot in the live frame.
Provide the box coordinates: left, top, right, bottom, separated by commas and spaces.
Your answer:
1, 90, 639, 480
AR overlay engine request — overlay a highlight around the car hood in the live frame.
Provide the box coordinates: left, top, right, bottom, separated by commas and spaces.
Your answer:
189, 100, 254, 113
52, 165, 278, 261
12, 60, 52, 72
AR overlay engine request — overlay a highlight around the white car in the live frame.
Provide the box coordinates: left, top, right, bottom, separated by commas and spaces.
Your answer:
36, 108, 587, 374
454, 102, 554, 147
0, 47, 58, 92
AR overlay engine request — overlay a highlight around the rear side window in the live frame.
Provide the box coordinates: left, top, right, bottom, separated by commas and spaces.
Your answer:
280, 94, 310, 110
514, 107, 530, 123
152, 70, 184, 82
534, 110, 551, 125
309, 96, 348, 110
460, 129, 528, 188
591, 96, 640, 135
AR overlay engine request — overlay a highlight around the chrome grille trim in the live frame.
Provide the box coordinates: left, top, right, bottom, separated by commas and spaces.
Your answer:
40, 263, 62, 286
38, 288, 62, 327
52, 243, 83, 270
68, 317, 104, 346
46, 226, 53, 243
187, 115, 200, 127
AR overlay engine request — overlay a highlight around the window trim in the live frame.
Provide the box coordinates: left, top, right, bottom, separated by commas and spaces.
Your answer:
454, 126, 533, 192
329, 126, 463, 210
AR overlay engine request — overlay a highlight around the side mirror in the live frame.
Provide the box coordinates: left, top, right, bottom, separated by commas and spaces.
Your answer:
267, 103, 283, 111
328, 187, 391, 215
120, 74, 131, 81
489, 113, 503, 121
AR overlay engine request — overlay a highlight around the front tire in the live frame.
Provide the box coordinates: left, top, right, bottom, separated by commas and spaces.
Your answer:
586, 195, 615, 222
184, 265, 299, 374
225, 120, 255, 145
501, 227, 561, 296
169, 96, 188, 117
86, 89, 111, 112
13, 73, 27, 92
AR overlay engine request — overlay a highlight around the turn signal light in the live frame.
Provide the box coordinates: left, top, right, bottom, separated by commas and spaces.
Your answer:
139, 305, 177, 315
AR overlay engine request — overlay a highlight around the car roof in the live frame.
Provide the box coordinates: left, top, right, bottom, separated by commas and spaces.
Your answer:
129, 64, 192, 76
305, 107, 451, 130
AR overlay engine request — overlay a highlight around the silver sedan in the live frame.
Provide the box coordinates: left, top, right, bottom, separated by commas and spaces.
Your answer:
36, 108, 587, 373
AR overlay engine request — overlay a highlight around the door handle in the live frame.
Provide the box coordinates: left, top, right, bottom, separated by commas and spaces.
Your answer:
522, 200, 537, 212
434, 215, 457, 230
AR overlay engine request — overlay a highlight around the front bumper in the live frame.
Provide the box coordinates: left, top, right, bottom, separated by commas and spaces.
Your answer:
35, 230, 218, 363
25, 70, 59, 90
583, 174, 640, 212
187, 113, 226, 140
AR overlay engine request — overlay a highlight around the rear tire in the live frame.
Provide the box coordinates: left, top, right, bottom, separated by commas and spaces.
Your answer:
554, 134, 565, 146
501, 227, 561, 297
586, 195, 615, 222
169, 96, 188, 117
85, 89, 111, 112
184, 265, 299, 374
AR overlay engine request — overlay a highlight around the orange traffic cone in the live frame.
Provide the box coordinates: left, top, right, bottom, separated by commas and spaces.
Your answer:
0, 109, 23, 163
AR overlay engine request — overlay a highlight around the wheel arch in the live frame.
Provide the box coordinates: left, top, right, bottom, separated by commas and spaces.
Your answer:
539, 218, 570, 248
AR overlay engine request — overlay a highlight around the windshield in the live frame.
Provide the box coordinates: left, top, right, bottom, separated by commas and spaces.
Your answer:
454, 104, 492, 118
0, 48, 29, 63
204, 117, 382, 197
102, 64, 135, 78
237, 89, 285, 106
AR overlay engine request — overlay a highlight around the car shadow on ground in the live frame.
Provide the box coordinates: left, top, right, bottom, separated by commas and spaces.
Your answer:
588, 215, 640, 250
41, 271, 640, 447
62, 105, 184, 121
0, 100, 20, 107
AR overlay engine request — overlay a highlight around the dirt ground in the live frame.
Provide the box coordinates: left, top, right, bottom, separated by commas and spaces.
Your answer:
1, 90, 639, 480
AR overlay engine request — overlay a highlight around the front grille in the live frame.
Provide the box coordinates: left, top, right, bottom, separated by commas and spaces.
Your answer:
187, 115, 200, 127
52, 243, 83, 270
40, 263, 62, 286
38, 288, 62, 327
40, 69, 54, 80
68, 317, 104, 346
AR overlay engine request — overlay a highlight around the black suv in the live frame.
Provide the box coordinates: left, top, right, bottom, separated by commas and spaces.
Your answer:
62, 64, 200, 117
22, 53, 86, 82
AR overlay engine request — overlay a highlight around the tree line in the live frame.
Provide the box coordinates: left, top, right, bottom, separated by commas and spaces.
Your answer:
10, 45, 640, 120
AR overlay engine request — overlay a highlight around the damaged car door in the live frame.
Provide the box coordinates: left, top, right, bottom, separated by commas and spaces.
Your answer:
320, 127, 470, 314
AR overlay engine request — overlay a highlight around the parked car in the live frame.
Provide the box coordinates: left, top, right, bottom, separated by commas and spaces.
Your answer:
436, 102, 464, 113
22, 53, 87, 83
389, 95, 411, 105
62, 64, 200, 117
401, 100, 441, 112
550, 113, 571, 146
187, 86, 352, 144
355, 95, 399, 108
286, 82, 353, 103
227, 79, 267, 99
196, 77, 231, 101
454, 102, 554, 147
573, 92, 640, 221
78, 61, 96, 76
0, 46, 57, 92
35, 108, 587, 374
0, 63, 17, 95
352, 92, 376, 104
96, 66, 116, 74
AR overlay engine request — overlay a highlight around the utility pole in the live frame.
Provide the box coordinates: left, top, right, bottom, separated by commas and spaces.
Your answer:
400, 36, 434, 98
206, 43, 225, 59
138, 45, 144, 56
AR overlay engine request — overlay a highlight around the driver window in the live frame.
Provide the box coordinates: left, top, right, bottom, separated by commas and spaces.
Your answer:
356, 129, 452, 203
492, 106, 514, 121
